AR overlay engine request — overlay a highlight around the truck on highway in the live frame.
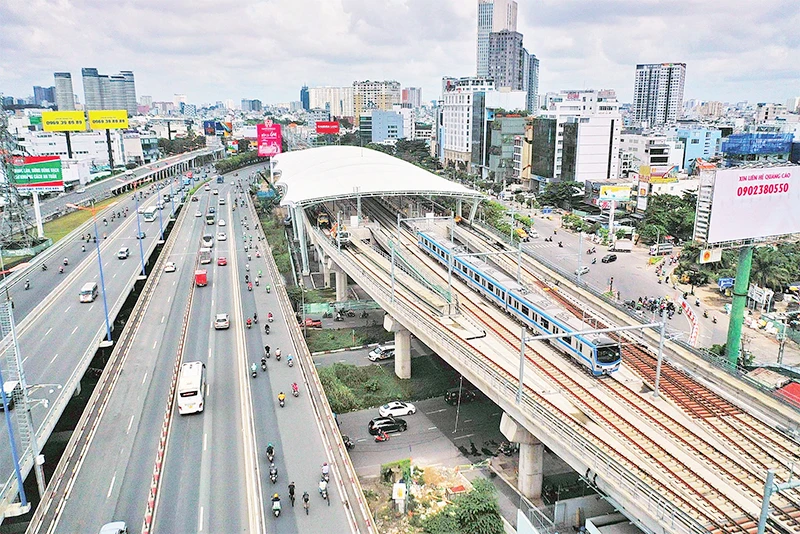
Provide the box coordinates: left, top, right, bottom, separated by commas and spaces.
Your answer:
194, 269, 208, 287
649, 242, 674, 256
610, 239, 634, 252
199, 247, 212, 264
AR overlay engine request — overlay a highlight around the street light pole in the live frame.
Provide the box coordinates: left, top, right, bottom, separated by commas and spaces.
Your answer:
134, 192, 146, 276
92, 215, 114, 344
653, 307, 667, 399
453, 375, 464, 433
169, 178, 175, 219
157, 196, 165, 243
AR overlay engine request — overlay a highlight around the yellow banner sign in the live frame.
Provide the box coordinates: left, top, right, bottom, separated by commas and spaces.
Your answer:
42, 111, 86, 132
88, 110, 129, 130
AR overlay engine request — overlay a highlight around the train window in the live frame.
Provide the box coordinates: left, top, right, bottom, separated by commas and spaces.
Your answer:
521, 305, 530, 316
487, 282, 494, 292
473, 272, 480, 282
541, 319, 550, 330
597, 345, 621, 363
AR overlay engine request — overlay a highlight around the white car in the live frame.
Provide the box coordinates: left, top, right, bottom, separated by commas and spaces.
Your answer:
217, 232, 227, 241
204, 184, 211, 191
214, 313, 230, 330
164, 261, 176, 273
212, 189, 219, 195
378, 401, 417, 418
195, 210, 202, 217
574, 266, 590, 276
218, 219, 226, 226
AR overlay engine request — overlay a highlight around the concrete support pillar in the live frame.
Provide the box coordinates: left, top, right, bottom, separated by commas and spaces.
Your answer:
322, 253, 331, 288
500, 413, 543, 500
335, 269, 348, 302
457, 199, 463, 219
383, 315, 411, 379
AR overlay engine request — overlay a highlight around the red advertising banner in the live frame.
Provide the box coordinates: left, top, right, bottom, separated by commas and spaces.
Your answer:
257, 123, 283, 157
315, 121, 340, 135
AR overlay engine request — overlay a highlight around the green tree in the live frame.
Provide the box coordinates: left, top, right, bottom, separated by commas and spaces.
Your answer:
750, 246, 791, 291
423, 479, 503, 534
538, 180, 582, 210
637, 192, 696, 244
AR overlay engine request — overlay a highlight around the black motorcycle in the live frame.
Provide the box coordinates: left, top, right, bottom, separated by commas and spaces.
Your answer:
342, 435, 355, 450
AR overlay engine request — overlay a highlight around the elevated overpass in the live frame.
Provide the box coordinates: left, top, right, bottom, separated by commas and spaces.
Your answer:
272, 146, 800, 534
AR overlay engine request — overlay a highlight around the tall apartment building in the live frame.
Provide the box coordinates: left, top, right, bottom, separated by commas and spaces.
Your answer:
525, 53, 539, 112
54, 72, 76, 111
632, 63, 686, 126
353, 81, 401, 125
82, 68, 102, 110
476, 0, 518, 77
307, 86, 354, 118
523, 90, 621, 191
241, 99, 263, 112
300, 86, 310, 111
401, 87, 422, 109
33, 86, 55, 106
488, 31, 525, 90
82, 67, 136, 114
440, 76, 496, 168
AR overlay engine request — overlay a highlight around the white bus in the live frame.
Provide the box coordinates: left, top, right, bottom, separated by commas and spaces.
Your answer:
177, 361, 206, 415
198, 247, 212, 264
143, 207, 158, 222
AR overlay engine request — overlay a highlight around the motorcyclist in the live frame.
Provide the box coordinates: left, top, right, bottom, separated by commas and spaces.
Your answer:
266, 284, 271, 293
245, 274, 250, 283
261, 355, 267, 367
267, 443, 274, 458
247, 282, 252, 291
287, 354, 294, 366
271, 493, 281, 512
275, 347, 281, 358
321, 462, 330, 479
247, 317, 252, 328
292, 382, 299, 395
63, 257, 69, 266
258, 269, 262, 278
245, 263, 250, 272
318, 478, 328, 495
253, 312, 258, 323
278, 392, 286, 403
41, 264, 47, 271
288, 482, 296, 505
59, 265, 64, 274
24, 279, 30, 290
268, 312, 273, 322
270, 463, 278, 479
265, 345, 270, 357
81, 244, 86, 252
265, 324, 270, 335
250, 362, 257, 376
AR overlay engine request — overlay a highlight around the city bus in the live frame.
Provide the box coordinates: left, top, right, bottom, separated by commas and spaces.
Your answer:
206, 213, 215, 225
198, 247, 212, 264
177, 361, 206, 415
143, 207, 158, 222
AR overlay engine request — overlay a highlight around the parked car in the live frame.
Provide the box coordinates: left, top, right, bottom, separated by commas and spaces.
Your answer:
445, 387, 477, 405
574, 266, 590, 276
217, 257, 228, 266
300, 317, 322, 328
214, 313, 230, 330
164, 261, 177, 273
367, 416, 407, 435
368, 343, 395, 362
379, 401, 417, 418
601, 254, 618, 263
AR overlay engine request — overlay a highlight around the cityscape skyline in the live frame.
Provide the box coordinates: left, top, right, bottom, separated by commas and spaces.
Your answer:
1, 0, 798, 107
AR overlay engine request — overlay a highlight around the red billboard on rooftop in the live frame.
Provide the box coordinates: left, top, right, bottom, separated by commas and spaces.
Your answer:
315, 121, 340, 135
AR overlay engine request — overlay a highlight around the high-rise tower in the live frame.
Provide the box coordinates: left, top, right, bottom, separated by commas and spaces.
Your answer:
54, 72, 76, 110
632, 63, 687, 126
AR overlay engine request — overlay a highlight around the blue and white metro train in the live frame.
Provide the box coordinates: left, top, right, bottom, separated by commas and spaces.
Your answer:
417, 231, 622, 376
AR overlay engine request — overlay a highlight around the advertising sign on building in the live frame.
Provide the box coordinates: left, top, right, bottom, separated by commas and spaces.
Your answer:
88, 110, 129, 130
11, 156, 64, 192
315, 121, 341, 135
599, 185, 631, 202
257, 123, 283, 157
203, 121, 216, 136
698, 248, 723, 264
707, 165, 799, 243
42, 111, 86, 132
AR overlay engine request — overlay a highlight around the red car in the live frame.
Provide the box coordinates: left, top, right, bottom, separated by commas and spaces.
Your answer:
301, 318, 322, 328
217, 257, 228, 266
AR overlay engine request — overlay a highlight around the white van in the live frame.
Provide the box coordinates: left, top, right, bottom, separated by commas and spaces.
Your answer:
368, 343, 396, 362
80, 282, 99, 303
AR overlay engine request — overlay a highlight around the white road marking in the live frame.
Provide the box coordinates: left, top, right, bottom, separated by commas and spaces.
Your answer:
428, 426, 438, 431
152, 340, 157, 349
106, 473, 116, 498
44, 328, 52, 337
198, 506, 204, 532
463, 419, 473, 424
453, 433, 475, 440
65, 306, 71, 313
113, 272, 117, 279
71, 326, 78, 336
127, 415, 135, 434
426, 409, 446, 415
49, 353, 59, 364
142, 371, 148, 385
167, 296, 171, 303
204, 433, 208, 451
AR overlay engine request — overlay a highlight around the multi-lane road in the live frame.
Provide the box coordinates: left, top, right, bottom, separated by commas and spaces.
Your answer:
44, 172, 352, 533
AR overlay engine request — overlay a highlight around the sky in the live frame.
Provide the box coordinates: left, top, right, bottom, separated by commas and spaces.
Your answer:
1, 0, 799, 107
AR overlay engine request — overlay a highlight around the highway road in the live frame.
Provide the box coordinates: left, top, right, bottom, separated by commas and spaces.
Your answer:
0, 179, 178, 506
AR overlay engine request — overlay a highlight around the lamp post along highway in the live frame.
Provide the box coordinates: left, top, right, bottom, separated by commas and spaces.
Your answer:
157, 195, 165, 243
67, 203, 114, 345
169, 178, 176, 219
133, 191, 147, 276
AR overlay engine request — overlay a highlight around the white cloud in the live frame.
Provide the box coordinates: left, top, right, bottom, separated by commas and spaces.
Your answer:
1, 0, 797, 105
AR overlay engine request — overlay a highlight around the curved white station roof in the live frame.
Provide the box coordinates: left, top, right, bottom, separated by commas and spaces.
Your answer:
274, 146, 484, 207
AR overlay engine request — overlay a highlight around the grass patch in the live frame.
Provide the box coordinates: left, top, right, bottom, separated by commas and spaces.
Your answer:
306, 325, 393, 353
42, 196, 124, 244
318, 355, 458, 412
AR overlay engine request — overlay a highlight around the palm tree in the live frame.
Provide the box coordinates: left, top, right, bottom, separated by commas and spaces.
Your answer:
750, 247, 791, 291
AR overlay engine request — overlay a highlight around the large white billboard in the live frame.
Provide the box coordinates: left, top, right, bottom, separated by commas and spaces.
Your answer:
707, 165, 799, 243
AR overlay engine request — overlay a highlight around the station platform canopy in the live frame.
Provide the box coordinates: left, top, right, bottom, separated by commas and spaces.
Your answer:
273, 146, 484, 207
